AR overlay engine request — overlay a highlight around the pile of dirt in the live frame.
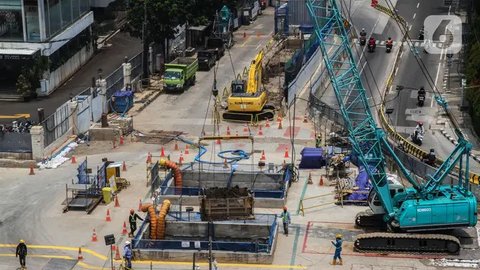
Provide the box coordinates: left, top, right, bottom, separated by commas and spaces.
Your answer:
134, 130, 184, 145
202, 186, 251, 198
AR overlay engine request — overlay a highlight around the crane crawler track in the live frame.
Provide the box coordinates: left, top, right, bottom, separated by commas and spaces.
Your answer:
222, 109, 275, 122
354, 232, 461, 255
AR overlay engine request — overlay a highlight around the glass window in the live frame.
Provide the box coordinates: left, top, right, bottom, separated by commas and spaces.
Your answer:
71, 0, 78, 20
24, 0, 40, 41
60, 0, 71, 26
79, 0, 88, 15
43, 0, 50, 37
48, 0, 61, 35
0, 0, 23, 41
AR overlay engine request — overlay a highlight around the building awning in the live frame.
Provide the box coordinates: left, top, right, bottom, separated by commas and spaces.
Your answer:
0, 48, 39, 60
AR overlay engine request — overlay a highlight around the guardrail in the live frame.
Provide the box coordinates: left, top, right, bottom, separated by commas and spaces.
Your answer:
374, 4, 480, 185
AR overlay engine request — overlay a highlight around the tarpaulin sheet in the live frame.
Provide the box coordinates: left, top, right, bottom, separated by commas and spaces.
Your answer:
299, 147, 325, 169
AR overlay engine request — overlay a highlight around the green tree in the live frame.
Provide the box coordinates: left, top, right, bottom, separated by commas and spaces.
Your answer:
16, 72, 33, 98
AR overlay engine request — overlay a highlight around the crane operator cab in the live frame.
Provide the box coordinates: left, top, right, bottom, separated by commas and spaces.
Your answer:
367, 174, 405, 215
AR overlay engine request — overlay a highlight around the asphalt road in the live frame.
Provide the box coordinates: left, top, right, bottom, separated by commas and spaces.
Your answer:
0, 32, 143, 123
384, 0, 480, 172
134, 9, 276, 136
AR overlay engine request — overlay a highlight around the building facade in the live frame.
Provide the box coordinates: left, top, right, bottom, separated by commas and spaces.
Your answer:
0, 0, 95, 96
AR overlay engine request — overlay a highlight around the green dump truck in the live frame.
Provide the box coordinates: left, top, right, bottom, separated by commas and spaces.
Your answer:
163, 57, 199, 92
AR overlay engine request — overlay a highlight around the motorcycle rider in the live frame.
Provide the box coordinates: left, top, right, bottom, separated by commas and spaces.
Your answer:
359, 28, 367, 45
368, 37, 376, 51
386, 37, 393, 49
417, 86, 426, 106
423, 149, 436, 166
415, 121, 425, 135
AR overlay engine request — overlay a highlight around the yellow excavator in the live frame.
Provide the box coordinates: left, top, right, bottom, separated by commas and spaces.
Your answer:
222, 50, 275, 122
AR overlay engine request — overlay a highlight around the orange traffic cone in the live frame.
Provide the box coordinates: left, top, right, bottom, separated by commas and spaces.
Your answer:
138, 198, 142, 211
122, 221, 128, 235
226, 126, 231, 135
260, 150, 266, 161
319, 175, 324, 186
91, 228, 98, 242
243, 124, 249, 133
122, 161, 127, 171
216, 139, 221, 145
160, 147, 165, 157
119, 135, 124, 145
114, 196, 120, 207
146, 152, 152, 163
111, 245, 116, 251
78, 247, 84, 260
174, 142, 179, 151
277, 116, 282, 122
284, 147, 289, 158
114, 245, 121, 260
265, 119, 270, 128
258, 125, 264, 136
278, 119, 283, 129
179, 151, 184, 165
71, 155, 77, 164
185, 145, 189, 155
29, 164, 35, 175
106, 209, 112, 222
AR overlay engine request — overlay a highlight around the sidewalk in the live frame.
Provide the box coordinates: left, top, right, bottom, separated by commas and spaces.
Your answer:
0, 32, 142, 122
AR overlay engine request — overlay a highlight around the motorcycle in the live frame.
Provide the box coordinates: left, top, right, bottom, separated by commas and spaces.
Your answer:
359, 36, 366, 46
368, 43, 375, 52
411, 130, 423, 146
417, 94, 425, 107
386, 43, 392, 53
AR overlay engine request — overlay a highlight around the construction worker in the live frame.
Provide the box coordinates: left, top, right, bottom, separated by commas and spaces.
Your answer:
279, 206, 291, 236
123, 241, 133, 269
315, 134, 322, 148
16, 239, 27, 269
331, 234, 343, 265
129, 209, 144, 237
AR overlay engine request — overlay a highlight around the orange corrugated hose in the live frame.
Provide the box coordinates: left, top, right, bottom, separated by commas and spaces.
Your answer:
141, 200, 171, 239
160, 159, 183, 188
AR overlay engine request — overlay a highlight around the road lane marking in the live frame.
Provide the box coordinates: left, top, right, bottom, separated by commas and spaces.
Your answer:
417, 2, 420, 8
413, 13, 416, 19
409, 25, 412, 31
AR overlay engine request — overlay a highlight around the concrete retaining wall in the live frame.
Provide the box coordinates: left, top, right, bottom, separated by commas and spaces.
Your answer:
164, 221, 272, 240
133, 248, 275, 264
182, 171, 284, 190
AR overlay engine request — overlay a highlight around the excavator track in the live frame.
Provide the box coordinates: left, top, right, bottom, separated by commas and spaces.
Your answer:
355, 210, 386, 229
222, 109, 275, 122
355, 232, 461, 254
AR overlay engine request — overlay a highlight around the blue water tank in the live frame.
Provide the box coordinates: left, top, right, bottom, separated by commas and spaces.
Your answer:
112, 90, 134, 113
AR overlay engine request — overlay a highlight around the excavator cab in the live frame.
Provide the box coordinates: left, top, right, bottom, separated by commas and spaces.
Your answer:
231, 80, 247, 94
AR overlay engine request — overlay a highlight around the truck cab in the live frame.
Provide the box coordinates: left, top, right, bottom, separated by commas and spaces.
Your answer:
197, 50, 216, 71
205, 37, 225, 60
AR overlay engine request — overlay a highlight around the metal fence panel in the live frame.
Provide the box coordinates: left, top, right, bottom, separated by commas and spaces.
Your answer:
43, 102, 70, 147
90, 89, 103, 122
287, 47, 322, 105
105, 66, 124, 99
76, 96, 91, 134
129, 52, 143, 79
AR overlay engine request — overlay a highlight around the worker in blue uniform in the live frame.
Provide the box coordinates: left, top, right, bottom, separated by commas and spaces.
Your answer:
331, 234, 343, 265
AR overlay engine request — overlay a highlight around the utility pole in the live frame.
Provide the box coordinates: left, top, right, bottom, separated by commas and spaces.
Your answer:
142, 0, 149, 85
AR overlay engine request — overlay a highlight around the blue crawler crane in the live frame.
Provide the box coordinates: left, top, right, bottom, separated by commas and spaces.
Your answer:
306, 0, 477, 254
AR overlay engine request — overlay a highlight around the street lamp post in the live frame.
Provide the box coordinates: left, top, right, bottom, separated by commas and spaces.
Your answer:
142, 0, 149, 86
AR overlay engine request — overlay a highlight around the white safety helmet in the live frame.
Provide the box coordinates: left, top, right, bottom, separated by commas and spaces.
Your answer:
125, 241, 131, 245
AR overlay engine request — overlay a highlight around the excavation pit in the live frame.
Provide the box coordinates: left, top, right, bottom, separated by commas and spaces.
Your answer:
132, 212, 279, 263
156, 163, 294, 208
